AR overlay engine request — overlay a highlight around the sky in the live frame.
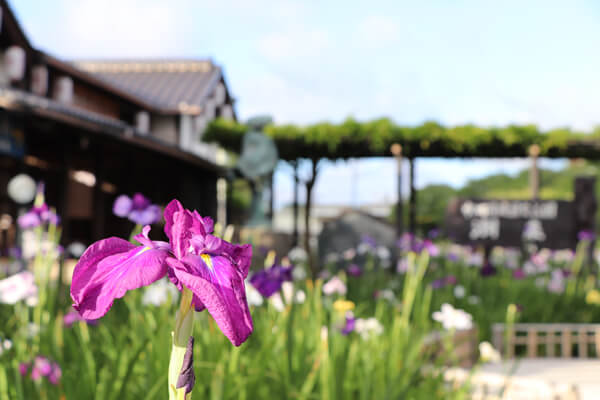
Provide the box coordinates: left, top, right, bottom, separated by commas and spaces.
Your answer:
9, 0, 600, 208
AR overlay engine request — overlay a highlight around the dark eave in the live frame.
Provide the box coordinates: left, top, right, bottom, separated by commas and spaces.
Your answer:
0, 87, 224, 172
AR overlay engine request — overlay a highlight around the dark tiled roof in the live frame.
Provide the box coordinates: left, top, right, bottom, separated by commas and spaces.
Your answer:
73, 60, 222, 112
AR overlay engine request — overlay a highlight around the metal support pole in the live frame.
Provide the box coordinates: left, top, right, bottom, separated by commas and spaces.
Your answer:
391, 144, 403, 238
529, 144, 540, 200
292, 161, 299, 247
409, 157, 416, 235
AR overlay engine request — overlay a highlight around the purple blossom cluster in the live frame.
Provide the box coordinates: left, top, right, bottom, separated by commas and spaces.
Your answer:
19, 356, 61, 385
113, 193, 162, 226
431, 275, 458, 289
17, 183, 60, 229
396, 233, 439, 256
249, 264, 293, 298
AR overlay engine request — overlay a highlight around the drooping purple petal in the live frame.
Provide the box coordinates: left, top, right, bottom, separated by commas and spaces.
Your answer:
113, 195, 133, 217
167, 254, 253, 347
70, 237, 169, 320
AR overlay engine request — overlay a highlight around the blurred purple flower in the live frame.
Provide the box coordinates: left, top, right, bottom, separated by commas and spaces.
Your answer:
8, 246, 21, 259
480, 262, 497, 277
447, 252, 459, 262
396, 233, 414, 251
17, 211, 41, 229
360, 235, 377, 248
578, 230, 595, 242
112, 193, 162, 225
431, 278, 446, 289
249, 265, 293, 298
20, 356, 61, 385
513, 269, 526, 280
347, 264, 362, 277
341, 313, 355, 335
428, 228, 440, 239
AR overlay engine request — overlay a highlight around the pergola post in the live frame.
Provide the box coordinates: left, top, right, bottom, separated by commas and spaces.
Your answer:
529, 144, 540, 200
409, 157, 416, 235
292, 160, 299, 247
391, 144, 403, 238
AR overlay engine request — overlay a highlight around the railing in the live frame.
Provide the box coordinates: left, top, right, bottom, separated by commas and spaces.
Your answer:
493, 323, 600, 358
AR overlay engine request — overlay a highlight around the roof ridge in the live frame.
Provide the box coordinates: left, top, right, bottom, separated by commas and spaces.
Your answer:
74, 59, 216, 74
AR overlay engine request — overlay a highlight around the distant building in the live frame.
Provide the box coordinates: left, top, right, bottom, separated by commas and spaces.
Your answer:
0, 0, 236, 252
273, 202, 393, 236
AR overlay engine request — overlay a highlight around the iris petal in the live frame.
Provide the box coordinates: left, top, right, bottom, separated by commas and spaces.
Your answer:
167, 254, 253, 347
71, 237, 169, 319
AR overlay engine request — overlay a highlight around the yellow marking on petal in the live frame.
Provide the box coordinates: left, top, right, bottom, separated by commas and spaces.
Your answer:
201, 253, 213, 270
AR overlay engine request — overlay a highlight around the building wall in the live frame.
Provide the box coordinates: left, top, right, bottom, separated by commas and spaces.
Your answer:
151, 115, 178, 145
72, 82, 121, 119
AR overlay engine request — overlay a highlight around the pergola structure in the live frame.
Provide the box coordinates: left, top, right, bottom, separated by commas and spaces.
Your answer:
205, 117, 600, 275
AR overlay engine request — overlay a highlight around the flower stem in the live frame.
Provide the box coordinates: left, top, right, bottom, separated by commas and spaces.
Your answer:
168, 287, 194, 400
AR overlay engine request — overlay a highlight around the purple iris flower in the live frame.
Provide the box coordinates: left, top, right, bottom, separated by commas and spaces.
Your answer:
578, 230, 595, 242
249, 265, 293, 298
17, 184, 61, 229
428, 228, 440, 239
347, 264, 362, 277
480, 261, 497, 277
513, 269, 526, 280
71, 199, 253, 346
341, 313, 355, 335
112, 193, 162, 225
17, 211, 41, 229
361, 234, 377, 248
20, 357, 61, 385
447, 252, 459, 262
431, 278, 446, 289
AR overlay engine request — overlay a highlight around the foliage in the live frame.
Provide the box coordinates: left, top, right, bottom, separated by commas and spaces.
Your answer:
0, 242, 468, 399
204, 118, 600, 161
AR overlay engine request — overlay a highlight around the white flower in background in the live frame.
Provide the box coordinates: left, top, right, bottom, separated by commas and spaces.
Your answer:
270, 282, 305, 311
292, 265, 307, 281
377, 289, 396, 303
479, 341, 501, 363
547, 269, 565, 294
535, 276, 546, 288
322, 276, 347, 296
343, 248, 356, 260
396, 258, 409, 273
554, 249, 574, 264
26, 323, 40, 338
357, 243, 372, 255
523, 261, 537, 275
22, 230, 60, 260
376, 246, 391, 260
453, 285, 466, 298
325, 253, 340, 264
142, 278, 179, 306
0, 339, 12, 355
432, 303, 473, 331
467, 295, 480, 305
354, 317, 384, 340
288, 247, 307, 263
467, 253, 483, 267
245, 282, 264, 307
66, 241, 86, 258
320, 326, 329, 342
0, 271, 38, 305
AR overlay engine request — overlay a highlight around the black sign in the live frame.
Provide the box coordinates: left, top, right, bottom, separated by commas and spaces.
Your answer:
445, 198, 576, 249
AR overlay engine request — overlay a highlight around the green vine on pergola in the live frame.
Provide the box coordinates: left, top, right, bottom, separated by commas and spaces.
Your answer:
204, 117, 600, 276
204, 117, 600, 160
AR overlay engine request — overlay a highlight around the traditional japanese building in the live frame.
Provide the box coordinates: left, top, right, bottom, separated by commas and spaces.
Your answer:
0, 0, 236, 252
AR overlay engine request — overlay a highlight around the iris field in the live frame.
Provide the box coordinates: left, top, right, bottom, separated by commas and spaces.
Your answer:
1, 191, 599, 399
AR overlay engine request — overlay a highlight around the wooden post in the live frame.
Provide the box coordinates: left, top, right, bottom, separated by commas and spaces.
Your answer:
579, 328, 588, 358
92, 142, 106, 241
562, 329, 572, 357
409, 157, 416, 235
529, 144, 540, 200
527, 328, 537, 357
391, 144, 403, 239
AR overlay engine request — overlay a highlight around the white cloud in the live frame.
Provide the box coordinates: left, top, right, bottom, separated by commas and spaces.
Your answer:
356, 15, 401, 47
